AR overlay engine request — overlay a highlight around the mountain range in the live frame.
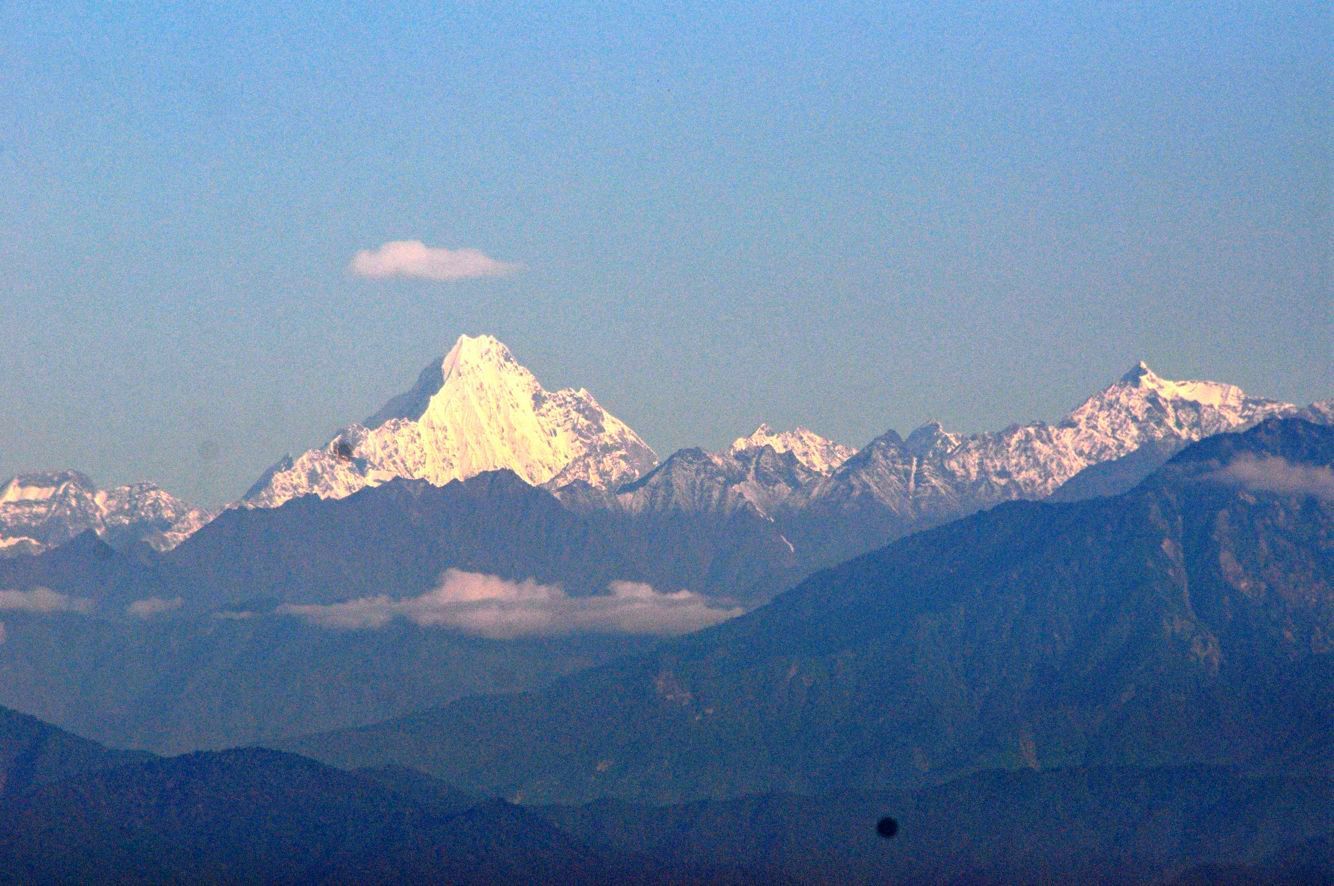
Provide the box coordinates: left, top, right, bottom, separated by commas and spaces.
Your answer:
0, 330, 1327, 879
0, 471, 211, 556
2, 335, 1325, 565
0, 336, 1328, 756
287, 418, 1333, 806
1, 704, 1328, 884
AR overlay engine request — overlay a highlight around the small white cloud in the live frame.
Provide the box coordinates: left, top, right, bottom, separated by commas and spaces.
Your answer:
0, 587, 93, 614
349, 241, 519, 281
0, 621, 6, 644
128, 596, 183, 618
1210, 455, 1334, 501
279, 569, 741, 639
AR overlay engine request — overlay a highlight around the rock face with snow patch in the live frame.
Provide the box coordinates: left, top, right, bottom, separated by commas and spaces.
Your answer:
0, 471, 211, 555
606, 446, 820, 518
243, 335, 658, 509
559, 425, 853, 520
728, 424, 854, 474
569, 362, 1311, 572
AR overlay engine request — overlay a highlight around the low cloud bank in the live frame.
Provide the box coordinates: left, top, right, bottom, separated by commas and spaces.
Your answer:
128, 596, 183, 618
349, 241, 519, 281
1211, 455, 1334, 501
279, 569, 742, 639
0, 587, 93, 614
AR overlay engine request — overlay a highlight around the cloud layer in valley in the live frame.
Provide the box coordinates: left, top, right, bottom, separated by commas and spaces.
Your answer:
128, 596, 184, 618
0, 587, 93, 614
349, 241, 519, 281
1211, 455, 1334, 501
278, 569, 742, 639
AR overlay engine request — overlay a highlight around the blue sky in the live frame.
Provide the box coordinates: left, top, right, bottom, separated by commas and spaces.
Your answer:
2, 2, 1329, 505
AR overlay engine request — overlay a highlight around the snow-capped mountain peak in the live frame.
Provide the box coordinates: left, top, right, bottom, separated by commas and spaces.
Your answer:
1061, 361, 1285, 455
801, 364, 1300, 527
903, 421, 962, 459
0, 470, 93, 506
729, 424, 854, 475
243, 334, 658, 508
1115, 360, 1248, 410
0, 471, 211, 555
364, 334, 524, 429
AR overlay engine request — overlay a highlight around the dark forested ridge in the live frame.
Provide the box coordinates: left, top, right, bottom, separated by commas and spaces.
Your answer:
0, 706, 150, 798
0, 709, 1327, 884
0, 741, 658, 884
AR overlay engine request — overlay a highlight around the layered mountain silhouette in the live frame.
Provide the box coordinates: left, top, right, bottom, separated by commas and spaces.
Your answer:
0, 706, 150, 798
5, 335, 1323, 567
0, 709, 655, 884
1, 705, 1327, 883
1, 340, 1327, 789
287, 419, 1333, 806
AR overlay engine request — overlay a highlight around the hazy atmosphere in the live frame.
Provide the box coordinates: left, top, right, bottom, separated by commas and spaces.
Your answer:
3, 3, 1329, 504
1, 6, 1331, 882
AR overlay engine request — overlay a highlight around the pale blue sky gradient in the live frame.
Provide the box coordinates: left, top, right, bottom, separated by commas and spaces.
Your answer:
2, 2, 1329, 505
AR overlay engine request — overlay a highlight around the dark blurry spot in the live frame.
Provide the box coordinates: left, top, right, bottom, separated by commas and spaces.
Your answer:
197, 439, 221, 463
876, 816, 898, 839
333, 440, 354, 461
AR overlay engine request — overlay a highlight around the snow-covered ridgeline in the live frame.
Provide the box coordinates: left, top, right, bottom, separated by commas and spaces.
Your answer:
0, 471, 212, 555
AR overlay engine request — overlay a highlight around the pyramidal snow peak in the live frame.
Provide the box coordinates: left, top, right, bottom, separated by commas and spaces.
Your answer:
242, 334, 659, 509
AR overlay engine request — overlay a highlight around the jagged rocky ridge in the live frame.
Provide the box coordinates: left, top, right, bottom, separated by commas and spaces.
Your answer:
0, 471, 211, 556
4, 334, 1327, 566
603, 362, 1320, 569
780, 363, 1310, 561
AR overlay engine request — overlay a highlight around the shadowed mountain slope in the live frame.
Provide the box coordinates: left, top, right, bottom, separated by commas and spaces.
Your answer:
0, 745, 660, 885
286, 419, 1333, 805
0, 706, 150, 798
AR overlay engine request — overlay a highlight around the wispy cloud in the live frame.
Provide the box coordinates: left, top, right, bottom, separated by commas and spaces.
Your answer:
278, 569, 741, 639
1210, 455, 1334, 501
349, 241, 519, 281
128, 596, 183, 618
0, 586, 93, 614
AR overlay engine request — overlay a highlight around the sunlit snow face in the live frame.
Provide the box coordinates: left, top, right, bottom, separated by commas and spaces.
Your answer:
242, 334, 658, 510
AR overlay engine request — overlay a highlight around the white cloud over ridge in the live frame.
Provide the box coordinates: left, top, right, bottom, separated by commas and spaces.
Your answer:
1211, 455, 1334, 501
128, 596, 184, 617
349, 241, 519, 281
0, 586, 93, 614
278, 569, 742, 639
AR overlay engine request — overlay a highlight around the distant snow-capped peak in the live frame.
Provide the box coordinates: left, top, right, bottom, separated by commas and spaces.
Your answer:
1116, 360, 1248, 408
803, 361, 1299, 519
729, 424, 855, 474
243, 334, 658, 509
0, 470, 211, 554
1058, 360, 1291, 465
